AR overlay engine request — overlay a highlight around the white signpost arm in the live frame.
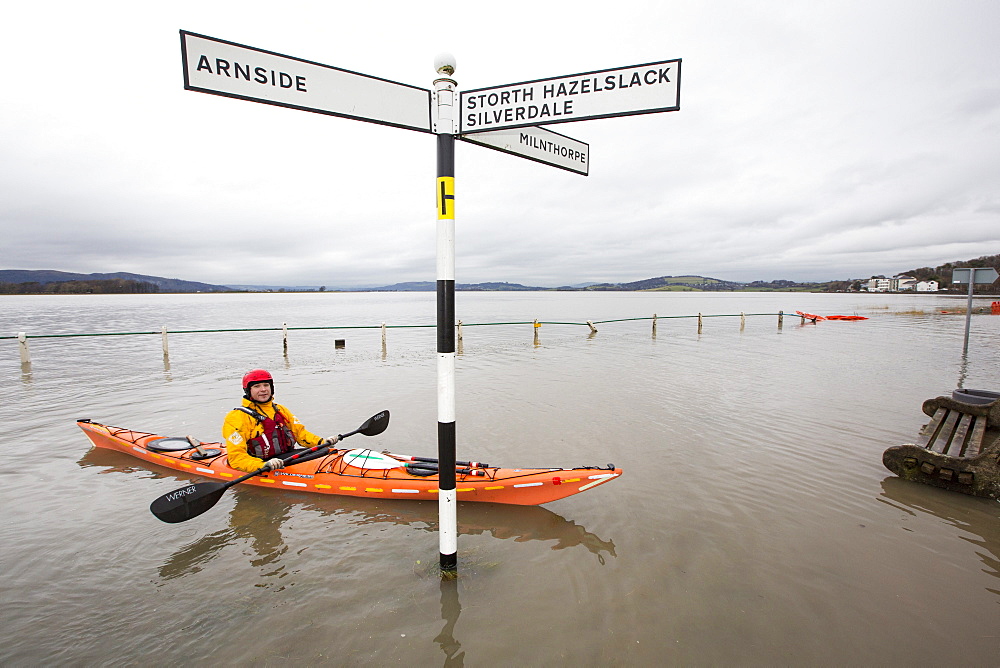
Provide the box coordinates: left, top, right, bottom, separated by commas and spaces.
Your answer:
433, 56, 459, 573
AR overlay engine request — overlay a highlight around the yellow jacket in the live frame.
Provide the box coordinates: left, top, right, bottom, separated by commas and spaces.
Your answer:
222, 398, 323, 473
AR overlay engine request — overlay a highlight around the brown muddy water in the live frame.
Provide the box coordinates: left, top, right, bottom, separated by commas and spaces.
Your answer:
3, 292, 999, 666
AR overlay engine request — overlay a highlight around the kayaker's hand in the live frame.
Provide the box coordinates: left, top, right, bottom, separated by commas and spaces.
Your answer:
264, 458, 284, 471
321, 435, 340, 447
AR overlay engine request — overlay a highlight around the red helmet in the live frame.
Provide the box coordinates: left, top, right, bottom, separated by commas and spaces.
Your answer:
242, 369, 274, 398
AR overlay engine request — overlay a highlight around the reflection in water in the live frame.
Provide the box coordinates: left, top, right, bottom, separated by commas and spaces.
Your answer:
454, 503, 616, 563
957, 351, 969, 389
878, 477, 1000, 594
79, 446, 172, 477
21, 362, 32, 383
158, 488, 291, 582
435, 578, 464, 666
307, 495, 617, 563
78, 450, 290, 583
154, 494, 616, 582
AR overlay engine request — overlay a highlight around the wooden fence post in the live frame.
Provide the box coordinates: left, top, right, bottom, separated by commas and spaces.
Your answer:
778, 310, 784, 329
587, 320, 598, 333
161, 326, 169, 357
652, 313, 658, 337
282, 322, 288, 352
698, 313, 703, 334
740, 312, 745, 331
18, 332, 30, 365
381, 322, 387, 353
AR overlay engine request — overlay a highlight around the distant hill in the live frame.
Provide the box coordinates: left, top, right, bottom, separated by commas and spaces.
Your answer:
584, 275, 746, 291
225, 284, 325, 292
0, 270, 230, 293
7, 253, 995, 295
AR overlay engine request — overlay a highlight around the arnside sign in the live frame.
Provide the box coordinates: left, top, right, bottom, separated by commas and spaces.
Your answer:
180, 31, 432, 133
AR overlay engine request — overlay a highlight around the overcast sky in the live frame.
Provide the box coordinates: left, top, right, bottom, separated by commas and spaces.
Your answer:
2, 1, 998, 287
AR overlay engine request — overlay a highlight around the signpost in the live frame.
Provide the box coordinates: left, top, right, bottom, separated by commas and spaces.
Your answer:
179, 31, 682, 574
952, 267, 999, 354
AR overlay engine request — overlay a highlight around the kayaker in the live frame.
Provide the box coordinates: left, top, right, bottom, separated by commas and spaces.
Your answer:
222, 369, 339, 473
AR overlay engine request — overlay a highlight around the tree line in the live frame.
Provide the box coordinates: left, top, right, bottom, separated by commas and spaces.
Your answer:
0, 279, 160, 294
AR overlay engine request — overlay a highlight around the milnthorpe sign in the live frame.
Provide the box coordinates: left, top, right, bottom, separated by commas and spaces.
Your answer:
180, 31, 432, 133
460, 59, 681, 134
459, 126, 590, 175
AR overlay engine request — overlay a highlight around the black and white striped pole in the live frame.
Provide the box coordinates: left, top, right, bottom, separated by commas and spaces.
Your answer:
433, 54, 458, 573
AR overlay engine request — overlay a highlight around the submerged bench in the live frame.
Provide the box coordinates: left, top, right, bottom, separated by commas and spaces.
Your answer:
883, 390, 1000, 499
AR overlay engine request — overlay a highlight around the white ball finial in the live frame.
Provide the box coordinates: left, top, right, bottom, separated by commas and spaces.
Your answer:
435, 53, 456, 76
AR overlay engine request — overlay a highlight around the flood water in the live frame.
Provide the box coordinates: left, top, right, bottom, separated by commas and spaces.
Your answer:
3, 291, 999, 666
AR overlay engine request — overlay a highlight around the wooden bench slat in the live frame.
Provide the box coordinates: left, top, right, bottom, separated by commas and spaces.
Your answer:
929, 410, 961, 454
964, 415, 987, 458
916, 407, 948, 448
947, 413, 974, 456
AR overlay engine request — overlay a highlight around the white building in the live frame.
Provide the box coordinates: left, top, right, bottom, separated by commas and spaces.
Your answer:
916, 280, 939, 292
866, 277, 891, 292
865, 275, 919, 292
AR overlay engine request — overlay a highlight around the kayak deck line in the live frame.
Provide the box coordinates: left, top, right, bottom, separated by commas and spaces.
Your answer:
76, 419, 622, 506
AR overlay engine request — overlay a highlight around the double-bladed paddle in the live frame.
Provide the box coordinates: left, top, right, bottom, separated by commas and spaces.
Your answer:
150, 410, 389, 523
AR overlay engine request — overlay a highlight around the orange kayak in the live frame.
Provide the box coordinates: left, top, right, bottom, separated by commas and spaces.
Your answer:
795, 311, 869, 321
77, 419, 622, 506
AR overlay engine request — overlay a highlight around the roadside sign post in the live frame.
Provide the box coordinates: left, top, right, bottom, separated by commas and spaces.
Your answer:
952, 268, 1000, 354
432, 57, 459, 572
179, 31, 681, 575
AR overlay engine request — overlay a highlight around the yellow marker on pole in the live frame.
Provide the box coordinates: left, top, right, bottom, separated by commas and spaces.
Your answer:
437, 176, 455, 219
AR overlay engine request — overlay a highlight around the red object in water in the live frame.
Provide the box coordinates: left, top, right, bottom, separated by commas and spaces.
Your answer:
825, 315, 869, 321
992, 301, 1000, 315
795, 311, 826, 321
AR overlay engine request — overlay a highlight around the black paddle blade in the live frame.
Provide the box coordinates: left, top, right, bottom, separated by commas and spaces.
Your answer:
359, 410, 389, 437
150, 481, 228, 523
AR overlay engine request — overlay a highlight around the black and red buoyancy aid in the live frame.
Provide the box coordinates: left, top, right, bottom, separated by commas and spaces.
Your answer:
235, 405, 296, 459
